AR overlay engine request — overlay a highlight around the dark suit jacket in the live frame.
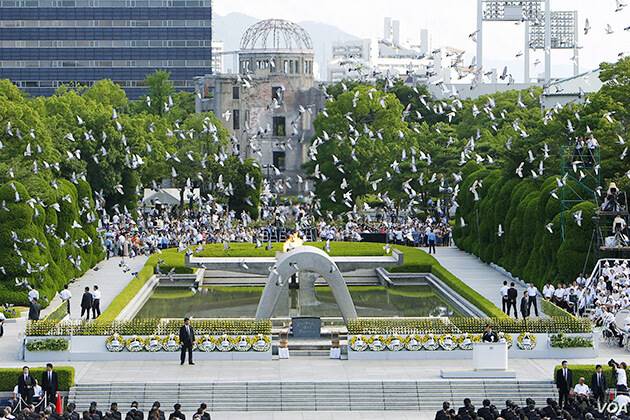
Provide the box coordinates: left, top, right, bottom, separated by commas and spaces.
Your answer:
434, 409, 450, 420
125, 409, 144, 420
478, 406, 498, 420
507, 287, 518, 302
591, 372, 607, 395
179, 325, 195, 346
482, 332, 498, 343
168, 412, 185, 420
41, 370, 59, 396
28, 302, 41, 320
81, 292, 94, 309
17, 373, 36, 398
555, 368, 573, 391
520, 297, 529, 317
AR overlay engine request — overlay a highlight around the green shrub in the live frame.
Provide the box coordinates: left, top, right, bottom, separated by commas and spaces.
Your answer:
0, 367, 74, 391
541, 299, 576, 319
553, 365, 614, 387
45, 302, 69, 321
25, 338, 70, 351
549, 333, 593, 348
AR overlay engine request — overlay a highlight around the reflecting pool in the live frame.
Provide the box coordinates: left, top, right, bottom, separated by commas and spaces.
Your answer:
135, 285, 461, 319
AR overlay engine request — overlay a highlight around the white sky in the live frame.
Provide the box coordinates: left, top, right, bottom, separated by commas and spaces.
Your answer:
213, 0, 630, 81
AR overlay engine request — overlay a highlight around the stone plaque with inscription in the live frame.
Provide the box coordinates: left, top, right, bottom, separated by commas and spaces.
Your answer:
291, 317, 321, 338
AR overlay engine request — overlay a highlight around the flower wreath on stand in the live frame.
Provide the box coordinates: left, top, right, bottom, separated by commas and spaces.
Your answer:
216, 334, 234, 352
234, 335, 252, 352
105, 334, 125, 352
252, 334, 271, 352
405, 334, 423, 351
349, 336, 368, 352
196, 335, 216, 352
386, 335, 405, 351
423, 333, 439, 351
145, 335, 163, 352
498, 332, 513, 348
368, 335, 386, 351
458, 333, 481, 350
126, 335, 145, 352
162, 334, 181, 352
516, 332, 537, 350
439, 334, 458, 351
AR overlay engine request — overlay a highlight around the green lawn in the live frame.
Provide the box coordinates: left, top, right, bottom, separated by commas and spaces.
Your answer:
98, 242, 505, 320
193, 242, 387, 257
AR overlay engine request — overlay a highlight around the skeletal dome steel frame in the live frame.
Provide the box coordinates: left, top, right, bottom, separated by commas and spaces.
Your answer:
240, 19, 313, 52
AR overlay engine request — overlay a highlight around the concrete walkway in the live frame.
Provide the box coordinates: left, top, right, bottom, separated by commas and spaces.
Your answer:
431, 247, 541, 316
41, 255, 148, 320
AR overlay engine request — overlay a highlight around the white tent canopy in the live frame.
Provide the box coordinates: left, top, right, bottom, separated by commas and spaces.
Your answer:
142, 188, 200, 207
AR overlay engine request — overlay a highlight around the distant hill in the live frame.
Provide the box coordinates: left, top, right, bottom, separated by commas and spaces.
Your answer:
213, 12, 360, 80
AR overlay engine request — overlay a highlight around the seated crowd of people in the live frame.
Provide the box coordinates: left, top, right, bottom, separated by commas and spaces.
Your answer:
0, 401, 209, 420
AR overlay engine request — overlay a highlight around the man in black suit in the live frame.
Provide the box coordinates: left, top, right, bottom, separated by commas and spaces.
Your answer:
81, 287, 93, 320
435, 401, 451, 420
17, 366, 36, 404
555, 360, 573, 408
179, 317, 195, 365
41, 363, 59, 404
507, 283, 518, 318
520, 291, 530, 320
125, 402, 143, 420
482, 325, 498, 343
28, 298, 41, 321
591, 364, 607, 404
477, 399, 498, 420
168, 404, 185, 420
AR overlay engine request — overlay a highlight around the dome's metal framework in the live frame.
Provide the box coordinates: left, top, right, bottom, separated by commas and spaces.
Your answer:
240, 19, 313, 51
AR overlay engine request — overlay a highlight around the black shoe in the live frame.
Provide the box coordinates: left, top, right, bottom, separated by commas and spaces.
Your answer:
189, 362, 195, 365
180, 362, 184, 365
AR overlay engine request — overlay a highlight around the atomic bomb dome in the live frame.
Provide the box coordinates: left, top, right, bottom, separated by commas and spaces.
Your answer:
240, 19, 313, 52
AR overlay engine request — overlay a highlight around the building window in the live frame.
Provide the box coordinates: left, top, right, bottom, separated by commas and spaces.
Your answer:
273, 151, 286, 171
233, 109, 240, 130
273, 116, 286, 137
232, 86, 240, 100
272, 86, 283, 103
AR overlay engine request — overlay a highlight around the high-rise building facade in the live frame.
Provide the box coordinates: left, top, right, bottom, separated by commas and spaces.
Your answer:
0, 0, 212, 98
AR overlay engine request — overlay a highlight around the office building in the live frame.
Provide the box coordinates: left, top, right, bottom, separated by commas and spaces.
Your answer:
0, 0, 212, 98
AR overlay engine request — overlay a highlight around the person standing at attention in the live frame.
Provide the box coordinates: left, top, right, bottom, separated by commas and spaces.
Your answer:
520, 291, 529, 320
59, 284, 72, 317
500, 281, 509, 314
591, 364, 607, 404
555, 360, 573, 408
92, 285, 101, 319
507, 282, 518, 319
81, 287, 93, 320
427, 229, 437, 254
28, 297, 41, 321
179, 317, 195, 365
527, 283, 539, 317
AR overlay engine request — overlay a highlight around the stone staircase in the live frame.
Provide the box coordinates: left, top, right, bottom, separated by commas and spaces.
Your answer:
68, 380, 556, 412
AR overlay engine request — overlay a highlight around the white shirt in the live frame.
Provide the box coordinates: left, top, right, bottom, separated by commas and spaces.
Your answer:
618, 368, 628, 386
59, 289, 72, 301
92, 289, 101, 300
573, 383, 590, 395
543, 285, 555, 298
500, 285, 509, 297
615, 394, 630, 408
527, 286, 538, 297
0, 312, 6, 322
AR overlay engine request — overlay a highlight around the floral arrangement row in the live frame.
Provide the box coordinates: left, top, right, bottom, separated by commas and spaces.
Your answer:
105, 334, 272, 353
348, 333, 539, 352
26, 319, 272, 337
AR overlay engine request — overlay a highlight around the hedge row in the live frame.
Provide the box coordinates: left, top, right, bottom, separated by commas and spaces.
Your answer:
553, 365, 614, 387
453, 167, 597, 289
0, 367, 74, 391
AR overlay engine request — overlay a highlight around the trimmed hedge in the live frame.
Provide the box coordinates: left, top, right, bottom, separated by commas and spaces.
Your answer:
553, 365, 614, 387
194, 242, 387, 257
0, 366, 74, 391
541, 299, 577, 319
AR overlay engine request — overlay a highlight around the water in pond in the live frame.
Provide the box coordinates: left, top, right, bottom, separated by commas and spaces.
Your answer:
134, 285, 461, 319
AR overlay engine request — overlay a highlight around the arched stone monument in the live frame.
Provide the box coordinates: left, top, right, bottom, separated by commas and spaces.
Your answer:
255, 246, 358, 322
